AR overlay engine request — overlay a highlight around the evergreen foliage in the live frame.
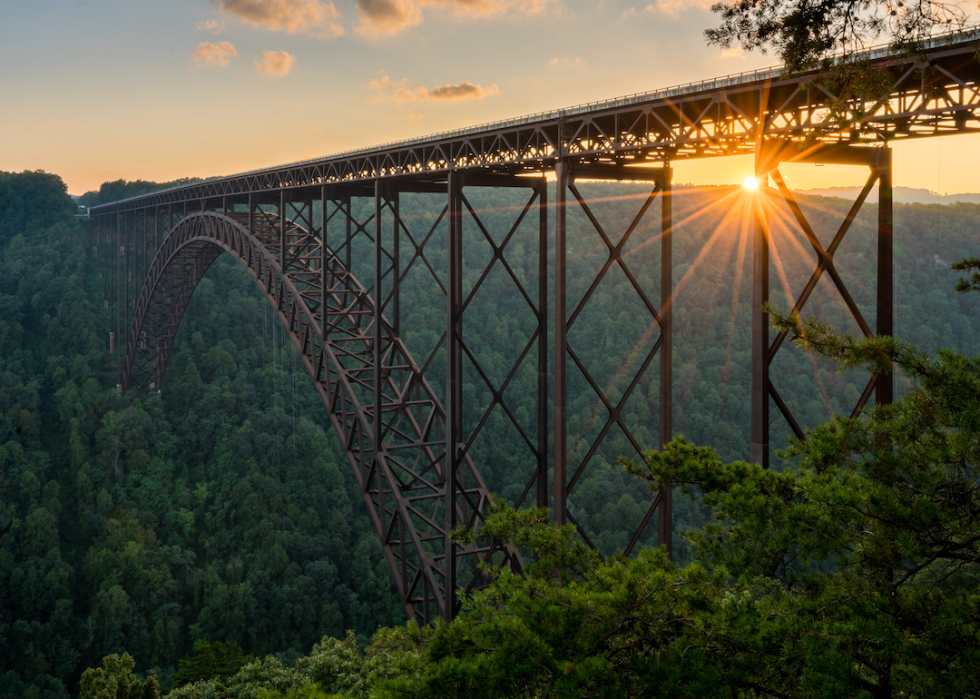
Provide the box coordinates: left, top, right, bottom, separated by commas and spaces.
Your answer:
372, 313, 980, 697
79, 654, 159, 699
0, 172, 403, 697
951, 256, 980, 293
165, 631, 396, 698
171, 641, 252, 690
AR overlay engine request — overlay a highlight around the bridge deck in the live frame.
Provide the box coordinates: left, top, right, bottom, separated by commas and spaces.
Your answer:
91, 29, 980, 216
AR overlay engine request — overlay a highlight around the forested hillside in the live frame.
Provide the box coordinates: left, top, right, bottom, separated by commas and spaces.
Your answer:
2, 169, 978, 697
0, 171, 404, 699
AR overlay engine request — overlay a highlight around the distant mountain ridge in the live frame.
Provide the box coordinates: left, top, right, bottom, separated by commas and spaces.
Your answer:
798, 186, 980, 205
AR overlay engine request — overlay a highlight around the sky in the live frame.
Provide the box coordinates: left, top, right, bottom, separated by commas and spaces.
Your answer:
3, 0, 980, 196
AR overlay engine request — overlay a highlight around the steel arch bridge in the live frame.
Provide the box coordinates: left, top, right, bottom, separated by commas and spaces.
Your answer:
90, 30, 980, 623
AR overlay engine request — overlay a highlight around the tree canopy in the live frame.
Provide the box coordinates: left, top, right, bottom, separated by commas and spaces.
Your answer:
369, 307, 980, 698
705, 0, 973, 73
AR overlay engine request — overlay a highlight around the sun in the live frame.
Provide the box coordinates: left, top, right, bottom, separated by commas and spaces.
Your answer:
742, 176, 759, 190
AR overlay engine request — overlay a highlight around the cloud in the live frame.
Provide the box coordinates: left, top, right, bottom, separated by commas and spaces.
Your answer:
355, 0, 558, 35
255, 50, 296, 76
218, 0, 344, 37
354, 0, 423, 35
423, 0, 557, 18
369, 72, 499, 102
368, 74, 429, 101
548, 56, 587, 68
431, 81, 499, 100
191, 41, 240, 67
622, 0, 712, 18
196, 18, 226, 33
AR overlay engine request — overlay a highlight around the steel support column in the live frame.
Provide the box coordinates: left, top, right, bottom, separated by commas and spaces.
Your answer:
116, 213, 122, 384
553, 161, 569, 526
658, 172, 673, 554
321, 186, 329, 334
345, 194, 352, 272
373, 181, 387, 591
141, 208, 147, 293
280, 190, 287, 272
445, 172, 463, 620
752, 142, 895, 466
387, 190, 400, 338
876, 150, 894, 405
553, 163, 672, 553
125, 211, 131, 378
536, 178, 549, 510
751, 161, 771, 468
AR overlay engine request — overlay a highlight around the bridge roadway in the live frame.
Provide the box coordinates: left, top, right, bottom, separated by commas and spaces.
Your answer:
90, 30, 980, 623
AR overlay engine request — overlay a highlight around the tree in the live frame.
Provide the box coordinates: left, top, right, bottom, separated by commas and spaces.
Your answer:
79, 654, 159, 699
705, 0, 971, 73
171, 640, 251, 689
951, 256, 980, 293
375, 307, 980, 698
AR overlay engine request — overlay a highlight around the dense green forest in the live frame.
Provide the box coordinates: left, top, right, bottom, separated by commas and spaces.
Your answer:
0, 171, 404, 698
2, 168, 979, 696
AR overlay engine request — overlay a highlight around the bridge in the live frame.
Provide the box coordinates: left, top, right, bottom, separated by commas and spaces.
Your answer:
89, 30, 980, 623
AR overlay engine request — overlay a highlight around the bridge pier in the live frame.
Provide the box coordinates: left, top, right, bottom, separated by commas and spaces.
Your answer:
752, 143, 894, 467
554, 162, 674, 557
445, 171, 549, 619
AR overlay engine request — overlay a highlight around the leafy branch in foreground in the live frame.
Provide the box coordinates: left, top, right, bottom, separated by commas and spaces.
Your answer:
705, 0, 972, 74
375, 308, 980, 698
951, 256, 980, 293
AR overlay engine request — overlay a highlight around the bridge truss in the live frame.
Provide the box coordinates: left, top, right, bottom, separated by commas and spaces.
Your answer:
90, 31, 980, 622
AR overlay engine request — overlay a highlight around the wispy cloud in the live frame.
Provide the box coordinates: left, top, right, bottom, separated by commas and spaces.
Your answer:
368, 74, 428, 101
431, 81, 499, 100
255, 50, 296, 76
196, 18, 226, 33
218, 0, 343, 37
424, 0, 558, 18
548, 56, 587, 68
369, 73, 499, 102
622, 0, 712, 18
355, 0, 558, 36
191, 41, 239, 67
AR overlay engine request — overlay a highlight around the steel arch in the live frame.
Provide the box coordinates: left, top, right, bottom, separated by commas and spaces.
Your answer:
123, 210, 521, 622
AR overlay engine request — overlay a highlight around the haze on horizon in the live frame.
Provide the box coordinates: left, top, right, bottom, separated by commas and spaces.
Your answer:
3, 0, 980, 197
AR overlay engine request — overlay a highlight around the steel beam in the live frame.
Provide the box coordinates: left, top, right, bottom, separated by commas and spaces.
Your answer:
554, 163, 673, 553
554, 161, 569, 526
751, 162, 771, 468
90, 29, 980, 219
753, 143, 894, 466
876, 149, 894, 406
445, 172, 463, 620
116, 213, 122, 384
658, 171, 673, 555
537, 178, 549, 510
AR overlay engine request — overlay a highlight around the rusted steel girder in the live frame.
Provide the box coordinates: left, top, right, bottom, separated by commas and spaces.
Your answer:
122, 209, 521, 622
752, 143, 893, 467
92, 31, 980, 218
554, 163, 674, 557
